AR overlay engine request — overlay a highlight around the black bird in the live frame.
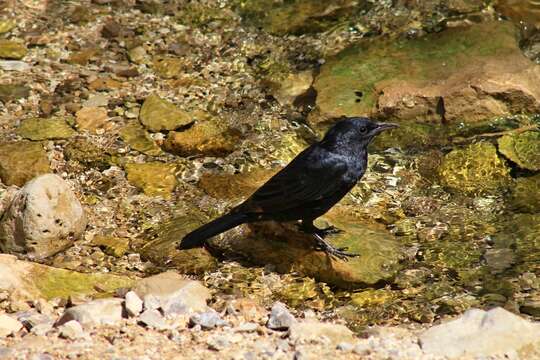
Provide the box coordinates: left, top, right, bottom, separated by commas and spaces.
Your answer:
178, 117, 397, 259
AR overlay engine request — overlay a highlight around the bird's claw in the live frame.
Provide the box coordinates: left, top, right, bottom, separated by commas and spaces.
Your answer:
315, 225, 344, 238
313, 234, 359, 261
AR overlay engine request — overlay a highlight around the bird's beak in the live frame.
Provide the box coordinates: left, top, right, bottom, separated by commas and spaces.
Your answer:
371, 122, 399, 135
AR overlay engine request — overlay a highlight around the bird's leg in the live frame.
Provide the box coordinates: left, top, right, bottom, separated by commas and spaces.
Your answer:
312, 233, 359, 261
299, 220, 343, 238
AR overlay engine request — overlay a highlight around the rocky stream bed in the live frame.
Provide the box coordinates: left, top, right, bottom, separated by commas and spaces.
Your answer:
0, 0, 539, 359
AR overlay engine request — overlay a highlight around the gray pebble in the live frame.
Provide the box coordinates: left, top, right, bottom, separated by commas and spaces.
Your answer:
266, 302, 296, 330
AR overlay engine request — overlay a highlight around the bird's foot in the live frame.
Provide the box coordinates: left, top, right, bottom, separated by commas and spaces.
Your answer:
315, 225, 343, 237
313, 234, 359, 261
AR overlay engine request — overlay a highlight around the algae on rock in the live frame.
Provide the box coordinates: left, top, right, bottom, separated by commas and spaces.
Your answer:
498, 131, 540, 171
139, 94, 193, 132
438, 142, 511, 195
125, 162, 178, 199
17, 117, 76, 141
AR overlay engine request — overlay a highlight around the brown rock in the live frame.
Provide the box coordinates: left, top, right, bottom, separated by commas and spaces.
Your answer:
75, 107, 111, 133
0, 142, 50, 186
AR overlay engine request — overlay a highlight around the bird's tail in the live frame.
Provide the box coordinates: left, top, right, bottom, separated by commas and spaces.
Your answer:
178, 212, 248, 250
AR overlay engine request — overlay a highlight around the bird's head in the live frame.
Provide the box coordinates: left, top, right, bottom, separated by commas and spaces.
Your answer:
322, 117, 398, 148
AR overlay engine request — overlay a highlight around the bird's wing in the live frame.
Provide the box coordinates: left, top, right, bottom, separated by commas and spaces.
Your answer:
240, 146, 349, 213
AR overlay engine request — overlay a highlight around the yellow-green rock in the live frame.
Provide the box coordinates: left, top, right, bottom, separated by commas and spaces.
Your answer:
127, 46, 149, 64
64, 138, 114, 171
498, 131, 540, 171
163, 116, 239, 156
153, 56, 185, 79
0, 142, 50, 186
125, 162, 177, 199
91, 235, 130, 257
351, 289, 395, 307
438, 142, 511, 195
17, 117, 76, 140
0, 20, 15, 34
0, 84, 29, 102
0, 254, 134, 300
119, 122, 162, 156
509, 174, 540, 213
139, 94, 193, 132
0, 40, 27, 59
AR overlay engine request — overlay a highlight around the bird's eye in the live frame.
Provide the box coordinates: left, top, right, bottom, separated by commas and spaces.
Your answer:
360, 127, 368, 133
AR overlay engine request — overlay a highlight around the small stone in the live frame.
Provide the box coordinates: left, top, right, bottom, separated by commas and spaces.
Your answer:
83, 94, 109, 108
30, 323, 53, 336
189, 311, 227, 330
420, 307, 540, 358
56, 298, 124, 327
75, 107, 110, 133
235, 322, 258, 333
337, 342, 354, 351
128, 46, 149, 64
0, 40, 27, 59
17, 117, 76, 141
0, 174, 86, 259
0, 60, 30, 71
119, 122, 162, 156
520, 300, 540, 317
0, 142, 49, 186
132, 272, 210, 315
0, 20, 15, 34
152, 56, 185, 79
207, 334, 230, 351
59, 320, 85, 340
266, 302, 296, 330
353, 342, 371, 355
139, 309, 168, 330
143, 294, 161, 311
125, 162, 177, 199
124, 291, 143, 317
0, 314, 23, 337
139, 94, 193, 132
288, 321, 355, 344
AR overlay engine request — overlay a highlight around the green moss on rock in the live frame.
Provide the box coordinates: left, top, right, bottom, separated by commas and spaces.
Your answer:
498, 131, 540, 171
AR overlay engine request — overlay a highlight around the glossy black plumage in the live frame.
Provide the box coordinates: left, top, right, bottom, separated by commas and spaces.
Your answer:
178, 117, 397, 258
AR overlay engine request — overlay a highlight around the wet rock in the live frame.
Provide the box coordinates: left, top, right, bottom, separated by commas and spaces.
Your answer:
288, 321, 354, 344
420, 307, 540, 358
56, 298, 124, 327
0, 142, 49, 186
119, 122, 162, 156
0, 40, 27, 59
0, 254, 133, 300
152, 56, 185, 79
58, 320, 85, 340
125, 162, 177, 199
64, 138, 113, 171
267, 70, 313, 107
140, 213, 219, 274
131, 271, 210, 315
237, 0, 367, 35
312, 21, 540, 127
484, 248, 515, 273
17, 117, 76, 141
139, 309, 168, 330
128, 46, 149, 64
0, 84, 30, 102
510, 174, 540, 213
0, 314, 23, 337
67, 48, 100, 65
0, 174, 86, 259
91, 235, 130, 257
520, 300, 540, 317
75, 107, 111, 133
139, 94, 193, 132
495, 0, 540, 28
0, 60, 30, 72
163, 118, 240, 157
267, 302, 296, 330
498, 131, 540, 171
0, 20, 15, 34
438, 142, 511, 195
124, 291, 143, 317
189, 311, 227, 330
210, 210, 404, 288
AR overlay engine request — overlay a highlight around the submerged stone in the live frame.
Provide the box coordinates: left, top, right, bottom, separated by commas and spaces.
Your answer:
509, 174, 540, 213
0, 20, 15, 34
312, 21, 540, 128
438, 142, 510, 195
0, 84, 30, 102
498, 131, 540, 171
152, 56, 185, 79
0, 40, 27, 59
163, 116, 240, 157
0, 141, 50, 186
139, 94, 193, 132
17, 117, 76, 141
125, 162, 178, 199
119, 122, 163, 156
91, 235, 130, 257
64, 138, 114, 171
